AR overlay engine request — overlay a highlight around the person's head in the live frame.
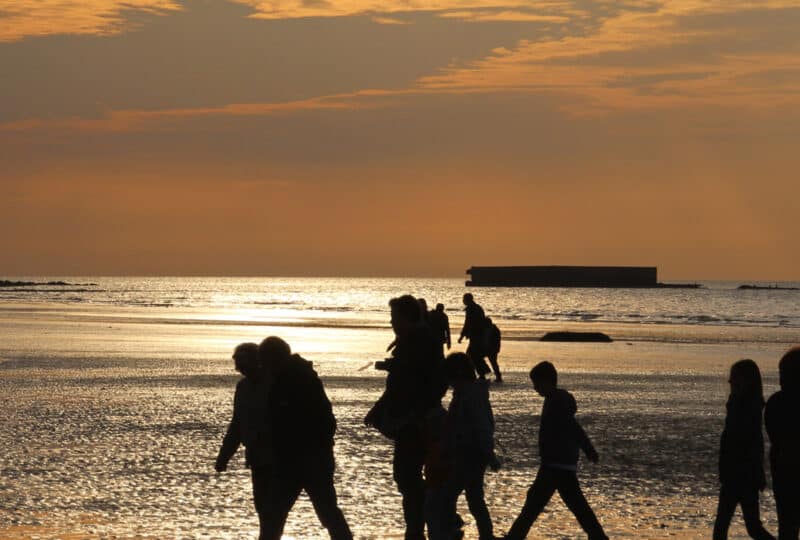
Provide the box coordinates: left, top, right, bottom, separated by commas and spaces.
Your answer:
728, 359, 764, 402
462, 293, 474, 306
779, 346, 800, 392
233, 342, 260, 378
444, 352, 477, 385
418, 298, 428, 314
529, 361, 558, 396
258, 336, 292, 374
389, 295, 420, 336
436, 303, 445, 312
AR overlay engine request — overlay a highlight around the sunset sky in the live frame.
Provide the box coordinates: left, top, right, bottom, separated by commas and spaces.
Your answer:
2, 0, 799, 279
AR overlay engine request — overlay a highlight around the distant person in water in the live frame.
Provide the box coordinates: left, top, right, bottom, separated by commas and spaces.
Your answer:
256, 337, 352, 540
713, 359, 775, 540
765, 347, 800, 540
504, 361, 608, 540
459, 293, 490, 378
365, 295, 447, 540
430, 352, 499, 540
484, 317, 503, 383
429, 303, 452, 355
215, 343, 274, 536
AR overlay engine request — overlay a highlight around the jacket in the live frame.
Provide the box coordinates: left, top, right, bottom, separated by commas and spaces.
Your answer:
538, 388, 595, 468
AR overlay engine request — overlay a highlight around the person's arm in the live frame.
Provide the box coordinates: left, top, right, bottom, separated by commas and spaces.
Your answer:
575, 419, 599, 463
215, 390, 242, 472
298, 364, 337, 443
444, 315, 451, 349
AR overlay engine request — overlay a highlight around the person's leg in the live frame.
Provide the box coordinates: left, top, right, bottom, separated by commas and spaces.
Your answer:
394, 426, 427, 540
775, 484, 800, 540
467, 342, 491, 378
252, 466, 301, 540
303, 451, 354, 540
505, 467, 557, 540
488, 353, 502, 382
738, 486, 776, 540
712, 484, 739, 540
426, 483, 459, 540
461, 460, 493, 540
555, 470, 608, 540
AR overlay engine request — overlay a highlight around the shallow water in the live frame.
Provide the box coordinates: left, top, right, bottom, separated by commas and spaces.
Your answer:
1, 278, 796, 539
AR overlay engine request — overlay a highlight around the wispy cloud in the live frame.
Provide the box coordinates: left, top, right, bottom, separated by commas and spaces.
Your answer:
236, 0, 580, 20
416, 1, 800, 114
0, 89, 402, 132
0, 0, 181, 42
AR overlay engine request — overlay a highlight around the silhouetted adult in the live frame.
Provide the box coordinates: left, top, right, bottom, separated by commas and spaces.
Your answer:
215, 343, 274, 536
765, 347, 800, 540
365, 295, 447, 540
429, 303, 452, 355
504, 361, 607, 540
255, 336, 352, 540
458, 293, 490, 377
484, 317, 503, 383
713, 359, 775, 540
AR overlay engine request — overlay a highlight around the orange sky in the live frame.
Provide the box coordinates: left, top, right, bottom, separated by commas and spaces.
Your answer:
1, 1, 799, 279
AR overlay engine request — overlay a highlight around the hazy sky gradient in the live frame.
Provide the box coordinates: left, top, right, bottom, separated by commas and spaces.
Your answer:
2, 0, 799, 279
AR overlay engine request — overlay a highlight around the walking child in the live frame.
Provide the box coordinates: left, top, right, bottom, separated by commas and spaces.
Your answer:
504, 361, 608, 540
429, 352, 499, 540
712, 359, 775, 540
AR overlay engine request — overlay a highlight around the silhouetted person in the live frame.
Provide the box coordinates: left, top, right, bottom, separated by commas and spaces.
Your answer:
484, 317, 503, 383
713, 359, 775, 540
365, 295, 447, 540
387, 298, 433, 354
459, 293, 490, 377
418, 298, 430, 324
504, 361, 607, 540
765, 347, 800, 540
254, 336, 352, 540
215, 343, 274, 536
430, 352, 499, 540
429, 303, 452, 355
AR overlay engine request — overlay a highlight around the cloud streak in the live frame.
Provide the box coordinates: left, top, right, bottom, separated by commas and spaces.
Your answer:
0, 0, 180, 42
416, 2, 800, 114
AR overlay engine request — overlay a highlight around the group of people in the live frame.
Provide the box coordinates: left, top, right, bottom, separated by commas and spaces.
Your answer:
214, 293, 800, 540
713, 352, 800, 540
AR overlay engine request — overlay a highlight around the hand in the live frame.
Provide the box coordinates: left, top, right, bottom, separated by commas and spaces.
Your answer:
457, 336, 463, 344
488, 453, 502, 472
586, 447, 599, 464
214, 459, 227, 473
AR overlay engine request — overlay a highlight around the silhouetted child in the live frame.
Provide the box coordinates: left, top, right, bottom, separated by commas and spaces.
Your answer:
765, 347, 800, 540
434, 352, 499, 540
484, 317, 502, 383
504, 361, 607, 540
713, 359, 775, 540
215, 343, 273, 534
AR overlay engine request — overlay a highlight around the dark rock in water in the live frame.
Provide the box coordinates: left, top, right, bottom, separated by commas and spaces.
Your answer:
0, 280, 96, 287
737, 284, 798, 290
540, 331, 613, 343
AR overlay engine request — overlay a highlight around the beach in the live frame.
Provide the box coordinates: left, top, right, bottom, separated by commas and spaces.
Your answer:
1, 277, 798, 539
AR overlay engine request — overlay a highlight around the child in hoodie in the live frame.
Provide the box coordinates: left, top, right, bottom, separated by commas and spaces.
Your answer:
504, 361, 607, 540
427, 352, 498, 540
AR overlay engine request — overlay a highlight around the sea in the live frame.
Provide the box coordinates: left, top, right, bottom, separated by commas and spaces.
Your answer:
1, 277, 799, 539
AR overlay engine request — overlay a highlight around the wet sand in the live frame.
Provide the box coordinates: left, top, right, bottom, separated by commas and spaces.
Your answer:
0, 309, 788, 539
